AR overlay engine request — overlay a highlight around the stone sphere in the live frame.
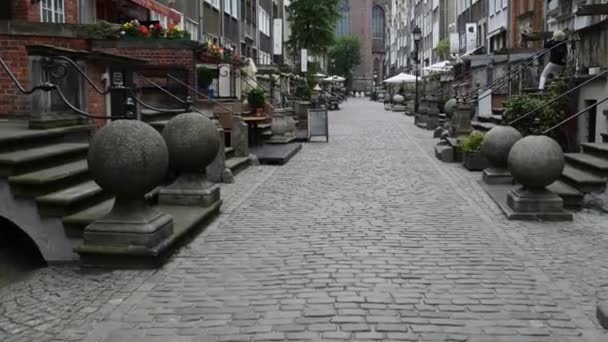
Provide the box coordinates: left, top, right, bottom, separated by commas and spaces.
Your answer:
444, 98, 458, 115
88, 120, 168, 199
162, 113, 220, 173
481, 125, 523, 169
393, 94, 405, 104
508, 135, 564, 188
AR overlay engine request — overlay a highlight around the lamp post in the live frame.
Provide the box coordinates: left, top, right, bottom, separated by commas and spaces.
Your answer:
413, 25, 422, 113
373, 71, 378, 100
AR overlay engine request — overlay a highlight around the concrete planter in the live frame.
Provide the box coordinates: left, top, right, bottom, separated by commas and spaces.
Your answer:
463, 151, 489, 171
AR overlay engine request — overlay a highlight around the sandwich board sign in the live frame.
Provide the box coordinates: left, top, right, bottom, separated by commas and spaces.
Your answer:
308, 108, 329, 142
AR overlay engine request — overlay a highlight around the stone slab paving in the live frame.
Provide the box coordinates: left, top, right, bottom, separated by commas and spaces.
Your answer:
1, 99, 608, 341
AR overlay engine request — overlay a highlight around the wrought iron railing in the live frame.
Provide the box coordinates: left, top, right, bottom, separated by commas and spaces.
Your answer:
167, 73, 237, 116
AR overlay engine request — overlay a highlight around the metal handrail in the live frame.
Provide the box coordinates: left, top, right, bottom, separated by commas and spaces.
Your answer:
508, 70, 608, 125
49, 56, 112, 95
135, 73, 207, 116
0, 55, 130, 119
464, 40, 569, 99
240, 72, 281, 106
167, 73, 234, 115
542, 95, 608, 134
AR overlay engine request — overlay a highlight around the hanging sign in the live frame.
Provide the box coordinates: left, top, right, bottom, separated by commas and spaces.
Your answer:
273, 19, 283, 55
301, 49, 308, 72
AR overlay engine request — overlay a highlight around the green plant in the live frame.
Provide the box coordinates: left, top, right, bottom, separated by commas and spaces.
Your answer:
461, 131, 485, 153
503, 94, 564, 137
328, 36, 361, 90
434, 38, 451, 61
247, 87, 266, 110
197, 67, 215, 90
287, 0, 341, 56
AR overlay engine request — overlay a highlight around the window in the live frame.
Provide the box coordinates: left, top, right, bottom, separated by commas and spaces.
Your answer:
205, 0, 220, 9
336, 0, 351, 37
232, 0, 239, 19
41, 0, 65, 23
259, 7, 270, 36
225, 0, 231, 15
150, 11, 168, 28
186, 19, 199, 41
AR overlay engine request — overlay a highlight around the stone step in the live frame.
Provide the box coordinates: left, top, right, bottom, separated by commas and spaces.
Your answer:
257, 123, 272, 130
581, 142, 608, 159
36, 180, 109, 217
547, 180, 584, 209
225, 147, 235, 159
492, 107, 505, 115
0, 143, 89, 177
8, 160, 89, 197
0, 123, 92, 153
564, 153, 608, 177
141, 109, 183, 123
63, 199, 114, 238
225, 156, 250, 176
561, 165, 607, 193
471, 121, 495, 132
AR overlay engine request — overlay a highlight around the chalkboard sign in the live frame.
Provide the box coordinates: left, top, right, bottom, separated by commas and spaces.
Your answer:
308, 109, 329, 142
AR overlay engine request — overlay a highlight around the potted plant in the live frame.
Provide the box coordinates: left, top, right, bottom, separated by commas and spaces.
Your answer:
247, 87, 266, 115
461, 131, 488, 171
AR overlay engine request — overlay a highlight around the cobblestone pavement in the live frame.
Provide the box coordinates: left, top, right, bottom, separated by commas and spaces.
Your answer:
2, 98, 608, 342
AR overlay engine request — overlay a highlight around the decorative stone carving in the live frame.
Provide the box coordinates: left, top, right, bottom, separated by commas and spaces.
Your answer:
82, 120, 173, 249
159, 113, 221, 207
444, 98, 458, 117
481, 125, 523, 184
450, 100, 474, 137
393, 94, 405, 104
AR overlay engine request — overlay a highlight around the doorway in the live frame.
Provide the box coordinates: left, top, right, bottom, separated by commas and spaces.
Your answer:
585, 100, 598, 143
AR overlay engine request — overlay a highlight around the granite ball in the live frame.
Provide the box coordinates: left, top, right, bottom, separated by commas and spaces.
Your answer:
393, 94, 405, 104
508, 135, 564, 188
444, 98, 458, 115
162, 113, 220, 173
88, 120, 168, 199
481, 125, 523, 169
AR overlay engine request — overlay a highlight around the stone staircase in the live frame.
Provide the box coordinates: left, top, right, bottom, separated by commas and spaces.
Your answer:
549, 142, 608, 209
0, 117, 242, 262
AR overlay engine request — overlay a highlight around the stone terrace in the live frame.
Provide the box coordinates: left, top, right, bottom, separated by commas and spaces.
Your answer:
1, 99, 608, 342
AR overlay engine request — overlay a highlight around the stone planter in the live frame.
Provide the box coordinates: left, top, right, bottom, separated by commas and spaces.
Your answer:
463, 151, 489, 171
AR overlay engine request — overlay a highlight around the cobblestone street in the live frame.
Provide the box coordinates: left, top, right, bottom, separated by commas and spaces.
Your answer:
2, 98, 608, 342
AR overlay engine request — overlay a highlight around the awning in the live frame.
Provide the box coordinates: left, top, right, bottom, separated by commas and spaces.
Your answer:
129, 0, 182, 23
487, 26, 506, 39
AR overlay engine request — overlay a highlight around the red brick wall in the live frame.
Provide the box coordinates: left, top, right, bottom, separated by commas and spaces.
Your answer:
13, 0, 79, 24
94, 46, 196, 88
86, 63, 108, 128
0, 35, 106, 119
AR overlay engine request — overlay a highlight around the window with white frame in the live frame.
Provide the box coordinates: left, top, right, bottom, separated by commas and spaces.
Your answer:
41, 0, 65, 23
232, 0, 238, 19
225, 0, 231, 15
258, 7, 270, 36
205, 0, 220, 10
185, 19, 199, 41
151, 11, 168, 28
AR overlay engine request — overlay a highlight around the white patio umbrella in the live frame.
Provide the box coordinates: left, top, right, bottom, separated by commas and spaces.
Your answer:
323, 75, 346, 82
422, 60, 453, 74
382, 72, 420, 84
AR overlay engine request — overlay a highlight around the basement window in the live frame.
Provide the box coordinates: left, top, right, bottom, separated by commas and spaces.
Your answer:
41, 0, 65, 23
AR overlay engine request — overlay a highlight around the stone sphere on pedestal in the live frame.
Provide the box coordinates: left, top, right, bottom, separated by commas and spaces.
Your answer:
444, 98, 458, 116
162, 113, 220, 172
393, 94, 405, 104
88, 120, 168, 199
508, 135, 564, 189
481, 125, 523, 169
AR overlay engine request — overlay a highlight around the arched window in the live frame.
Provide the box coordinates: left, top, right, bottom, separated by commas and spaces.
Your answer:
336, 0, 351, 37
372, 5, 385, 40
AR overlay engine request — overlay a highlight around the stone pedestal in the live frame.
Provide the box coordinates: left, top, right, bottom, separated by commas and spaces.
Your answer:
415, 96, 429, 128
507, 187, 564, 213
426, 95, 440, 130
159, 175, 220, 206
294, 101, 311, 130
84, 198, 173, 247
207, 124, 229, 183
482, 168, 513, 184
159, 113, 222, 207
232, 116, 249, 157
451, 101, 473, 137
268, 109, 297, 144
